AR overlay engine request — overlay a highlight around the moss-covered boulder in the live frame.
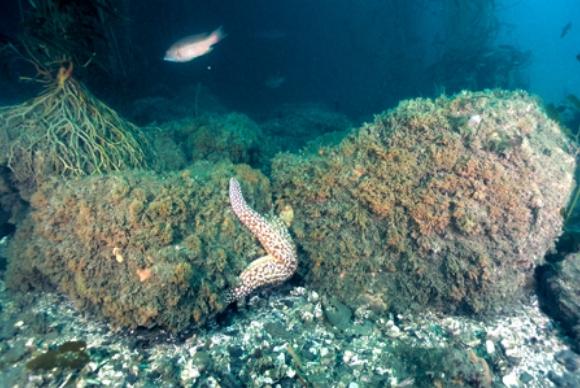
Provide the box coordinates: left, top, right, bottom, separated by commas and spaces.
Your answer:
261, 103, 353, 153
6, 161, 271, 332
273, 90, 575, 316
157, 113, 265, 169
145, 126, 188, 172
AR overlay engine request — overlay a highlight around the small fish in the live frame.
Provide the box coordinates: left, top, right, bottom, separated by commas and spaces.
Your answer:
164, 26, 226, 62
560, 22, 572, 38
576, 53, 580, 62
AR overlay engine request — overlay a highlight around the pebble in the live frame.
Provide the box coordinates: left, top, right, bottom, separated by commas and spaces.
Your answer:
502, 372, 518, 386
554, 349, 580, 372
300, 309, 314, 322
485, 339, 495, 354
386, 325, 401, 338
343, 350, 354, 364
308, 291, 319, 303
547, 370, 568, 387
0, 272, 573, 387
519, 371, 533, 384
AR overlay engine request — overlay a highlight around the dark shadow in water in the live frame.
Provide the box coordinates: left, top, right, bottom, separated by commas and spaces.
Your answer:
535, 240, 579, 353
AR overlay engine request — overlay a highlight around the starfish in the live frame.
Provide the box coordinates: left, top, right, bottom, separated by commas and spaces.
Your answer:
224, 177, 298, 304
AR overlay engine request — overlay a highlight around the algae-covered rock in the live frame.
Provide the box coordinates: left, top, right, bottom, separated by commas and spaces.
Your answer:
26, 341, 89, 371
158, 113, 265, 169
273, 90, 575, 316
261, 103, 353, 154
6, 161, 272, 332
145, 126, 188, 172
127, 84, 226, 125
539, 254, 580, 352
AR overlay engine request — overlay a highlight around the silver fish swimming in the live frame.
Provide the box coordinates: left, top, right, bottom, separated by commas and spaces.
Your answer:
164, 26, 226, 62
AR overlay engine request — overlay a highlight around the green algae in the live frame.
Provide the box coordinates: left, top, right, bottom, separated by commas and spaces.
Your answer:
7, 161, 272, 332
273, 90, 575, 317
26, 341, 89, 371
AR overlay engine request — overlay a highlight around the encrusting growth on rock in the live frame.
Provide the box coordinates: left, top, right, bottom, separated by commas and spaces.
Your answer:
224, 177, 298, 304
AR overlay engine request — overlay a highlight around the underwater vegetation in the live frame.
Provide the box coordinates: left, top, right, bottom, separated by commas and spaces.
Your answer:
273, 89, 574, 317
427, 1, 530, 95
126, 83, 227, 125
155, 112, 265, 170
2, 0, 125, 83
0, 61, 151, 238
538, 93, 580, 351
6, 161, 272, 332
146, 103, 353, 176
26, 340, 89, 372
541, 93, 580, 252
0, 65, 151, 199
3, 88, 575, 334
260, 103, 353, 154
0, 2, 576, 386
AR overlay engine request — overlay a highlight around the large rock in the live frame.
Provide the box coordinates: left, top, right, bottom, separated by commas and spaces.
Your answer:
156, 113, 266, 170
261, 103, 353, 153
540, 254, 580, 352
273, 90, 575, 316
6, 161, 271, 332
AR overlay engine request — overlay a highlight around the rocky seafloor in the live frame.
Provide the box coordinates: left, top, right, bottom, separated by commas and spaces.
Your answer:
0, 236, 578, 387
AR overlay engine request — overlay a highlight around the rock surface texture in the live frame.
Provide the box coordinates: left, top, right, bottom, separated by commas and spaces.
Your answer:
6, 161, 272, 332
540, 253, 580, 352
273, 90, 575, 316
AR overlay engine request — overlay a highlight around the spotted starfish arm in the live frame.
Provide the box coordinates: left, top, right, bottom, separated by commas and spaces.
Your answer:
224, 178, 298, 304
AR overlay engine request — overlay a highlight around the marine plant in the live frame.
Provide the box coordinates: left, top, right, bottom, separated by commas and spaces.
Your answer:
153, 112, 267, 172
2, 0, 122, 82
428, 0, 529, 93
26, 340, 89, 371
0, 63, 151, 195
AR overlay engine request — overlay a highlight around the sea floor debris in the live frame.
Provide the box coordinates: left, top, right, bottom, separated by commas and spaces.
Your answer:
0, 249, 577, 387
